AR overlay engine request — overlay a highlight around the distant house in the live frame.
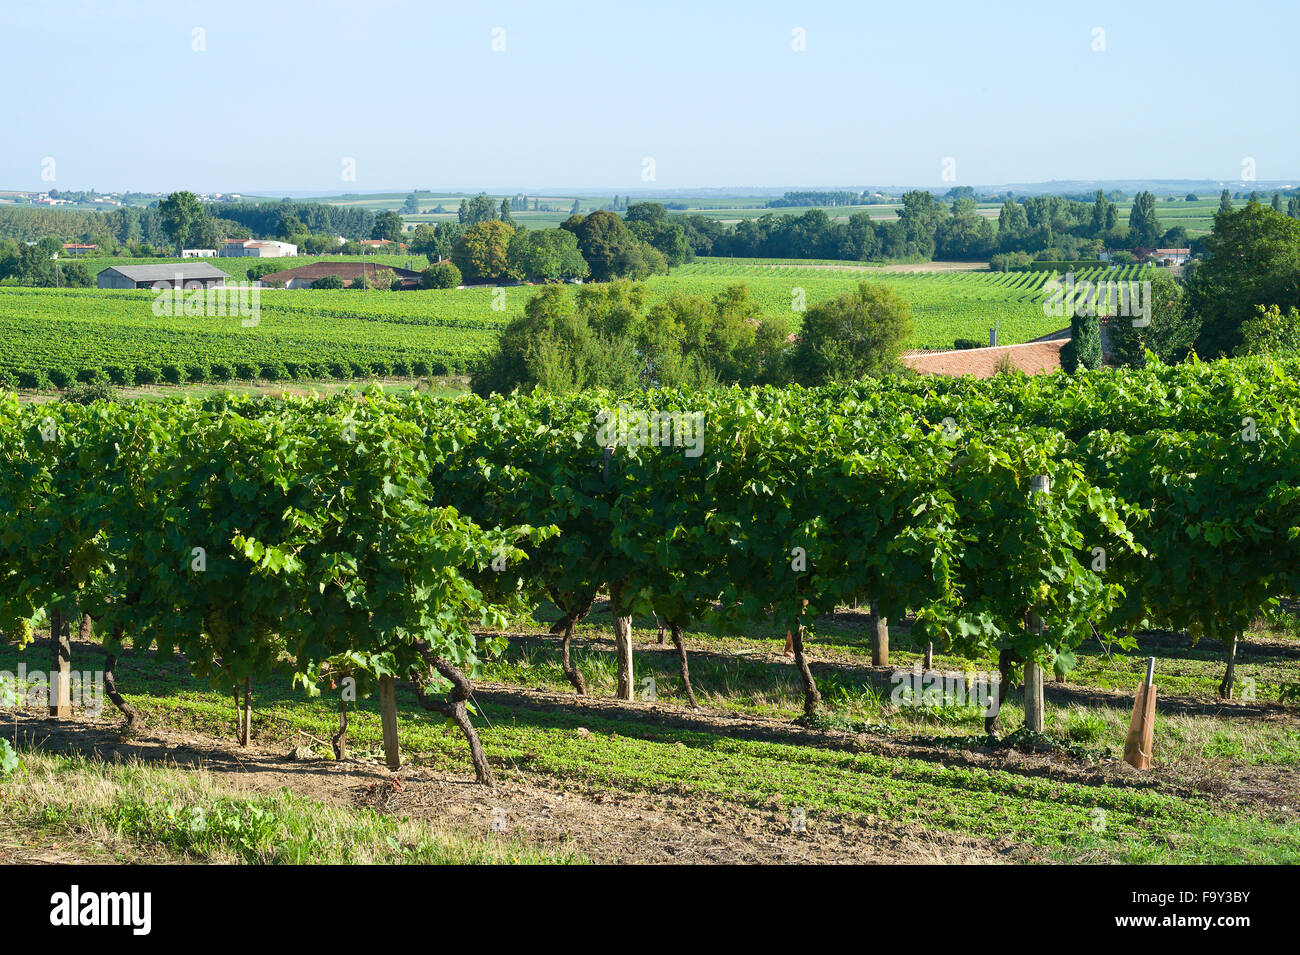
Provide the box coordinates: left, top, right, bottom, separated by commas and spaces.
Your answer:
1154, 248, 1191, 265
253, 261, 425, 290
61, 243, 98, 256
96, 263, 227, 289
219, 238, 298, 258
181, 248, 216, 258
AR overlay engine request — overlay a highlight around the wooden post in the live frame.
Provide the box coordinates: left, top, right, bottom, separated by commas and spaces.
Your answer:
610, 582, 634, 702
1123, 658, 1157, 770
869, 600, 888, 667
379, 675, 401, 770
1022, 474, 1050, 734
1023, 653, 1044, 734
603, 448, 634, 702
49, 606, 71, 718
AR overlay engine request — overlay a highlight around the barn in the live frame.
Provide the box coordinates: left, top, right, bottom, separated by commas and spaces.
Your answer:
96, 263, 228, 289
254, 261, 425, 289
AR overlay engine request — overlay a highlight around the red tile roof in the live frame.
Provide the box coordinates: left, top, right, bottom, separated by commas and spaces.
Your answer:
901, 339, 1069, 378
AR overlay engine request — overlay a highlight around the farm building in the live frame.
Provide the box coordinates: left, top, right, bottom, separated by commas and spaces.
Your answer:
181, 248, 216, 258
60, 243, 98, 256
901, 335, 1069, 378
96, 263, 227, 289
1154, 248, 1191, 265
219, 238, 298, 257
254, 262, 425, 290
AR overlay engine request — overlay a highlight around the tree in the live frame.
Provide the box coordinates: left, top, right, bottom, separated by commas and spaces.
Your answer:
625, 203, 690, 267
1108, 272, 1200, 367
312, 274, 345, 289
452, 220, 515, 281
1060, 312, 1101, 372
1218, 189, 1233, 215
571, 210, 639, 281
789, 282, 912, 384
402, 194, 420, 214
1289, 196, 1300, 219
458, 193, 498, 226
506, 228, 589, 282
1186, 204, 1300, 356
276, 211, 305, 240
1237, 304, 1300, 356
372, 211, 404, 243
158, 191, 204, 253
422, 261, 462, 289
1186, 193, 1199, 202
1272, 193, 1284, 213
1126, 191, 1161, 248
499, 198, 516, 228
997, 198, 1030, 252
570, 200, 581, 216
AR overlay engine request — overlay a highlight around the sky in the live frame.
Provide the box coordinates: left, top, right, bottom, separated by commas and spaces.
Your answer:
4, 0, 1296, 194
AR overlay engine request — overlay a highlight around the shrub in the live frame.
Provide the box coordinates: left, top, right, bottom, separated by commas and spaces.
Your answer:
234, 362, 257, 380
161, 364, 185, 384
209, 363, 233, 382
132, 366, 159, 386
75, 367, 101, 384
47, 368, 72, 389
312, 274, 345, 290
184, 364, 209, 383
103, 365, 129, 385
422, 261, 463, 289
59, 383, 117, 405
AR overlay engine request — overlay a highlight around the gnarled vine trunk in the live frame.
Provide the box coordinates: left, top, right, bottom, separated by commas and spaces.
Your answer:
414, 644, 493, 786
332, 696, 349, 760
105, 624, 140, 731
1218, 636, 1238, 699
668, 622, 698, 709
790, 623, 820, 718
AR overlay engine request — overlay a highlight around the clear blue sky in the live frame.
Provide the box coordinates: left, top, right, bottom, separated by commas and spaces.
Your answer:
5, 0, 1295, 193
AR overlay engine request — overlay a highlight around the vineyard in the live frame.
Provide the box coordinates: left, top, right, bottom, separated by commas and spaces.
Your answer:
2, 355, 1299, 863
0, 262, 1160, 391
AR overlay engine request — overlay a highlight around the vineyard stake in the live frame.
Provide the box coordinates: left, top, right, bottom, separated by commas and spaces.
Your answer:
869, 600, 888, 667
1023, 624, 1045, 733
1022, 474, 1050, 733
1123, 657, 1157, 770
379, 675, 401, 770
48, 605, 71, 718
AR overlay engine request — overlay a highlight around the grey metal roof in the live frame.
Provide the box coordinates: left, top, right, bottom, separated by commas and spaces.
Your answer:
98, 263, 227, 281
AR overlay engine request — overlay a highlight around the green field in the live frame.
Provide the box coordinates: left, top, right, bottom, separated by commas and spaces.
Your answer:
0, 260, 1155, 389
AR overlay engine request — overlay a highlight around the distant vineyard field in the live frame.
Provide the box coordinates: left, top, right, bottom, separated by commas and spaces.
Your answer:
0, 260, 1155, 389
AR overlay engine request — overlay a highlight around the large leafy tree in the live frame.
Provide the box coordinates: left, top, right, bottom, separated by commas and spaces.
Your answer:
452, 220, 515, 281
567, 210, 639, 281
1187, 203, 1300, 356
158, 191, 205, 253
506, 228, 589, 282
1108, 271, 1200, 367
789, 282, 912, 384
371, 210, 405, 242
1126, 191, 1161, 248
